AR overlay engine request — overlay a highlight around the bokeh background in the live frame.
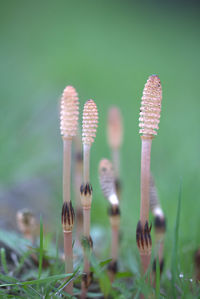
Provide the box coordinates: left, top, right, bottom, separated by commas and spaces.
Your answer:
0, 0, 200, 274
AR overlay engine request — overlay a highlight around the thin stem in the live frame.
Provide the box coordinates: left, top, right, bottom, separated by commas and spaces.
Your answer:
62, 138, 73, 295
140, 137, 152, 226
81, 286, 87, 299
140, 253, 151, 275
73, 143, 83, 241
75, 208, 83, 244
63, 231, 73, 295
112, 148, 120, 179
82, 208, 91, 293
24, 231, 34, 243
83, 254, 90, 278
74, 160, 83, 210
63, 138, 72, 203
83, 144, 91, 184
83, 208, 91, 238
81, 145, 92, 298
153, 239, 164, 288
158, 240, 164, 262
111, 225, 119, 261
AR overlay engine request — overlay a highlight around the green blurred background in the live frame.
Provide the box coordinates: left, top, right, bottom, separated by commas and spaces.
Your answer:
0, 0, 200, 274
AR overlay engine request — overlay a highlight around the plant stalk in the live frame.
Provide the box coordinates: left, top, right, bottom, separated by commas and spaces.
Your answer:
139, 136, 152, 276
140, 137, 152, 226
63, 138, 72, 203
83, 208, 91, 238
63, 231, 73, 294
111, 225, 119, 261
112, 148, 120, 179
81, 145, 93, 298
62, 137, 73, 295
83, 144, 91, 183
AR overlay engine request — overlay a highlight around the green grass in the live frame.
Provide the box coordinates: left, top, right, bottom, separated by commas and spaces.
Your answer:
0, 202, 199, 297
171, 181, 182, 298
0, 0, 200, 297
155, 255, 160, 299
0, 248, 8, 275
38, 215, 44, 280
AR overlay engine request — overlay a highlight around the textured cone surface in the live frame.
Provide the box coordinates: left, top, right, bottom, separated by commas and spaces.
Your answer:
99, 159, 116, 199
139, 75, 162, 136
82, 100, 98, 145
60, 86, 79, 137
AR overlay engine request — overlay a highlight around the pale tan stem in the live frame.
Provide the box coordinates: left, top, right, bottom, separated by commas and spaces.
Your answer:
80, 190, 92, 298
63, 231, 73, 294
140, 137, 152, 226
73, 147, 83, 241
74, 163, 82, 210
83, 253, 90, 277
81, 251, 91, 299
81, 144, 92, 298
75, 208, 83, 243
83, 208, 91, 283
140, 253, 151, 275
24, 231, 35, 243
63, 138, 72, 203
111, 225, 119, 261
81, 207, 92, 297
83, 208, 91, 238
158, 240, 164, 262
153, 240, 164, 288
83, 144, 91, 184
81, 287, 87, 299
112, 148, 120, 179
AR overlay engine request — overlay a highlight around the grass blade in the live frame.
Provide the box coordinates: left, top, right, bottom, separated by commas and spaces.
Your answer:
53, 268, 80, 296
14, 250, 32, 275
1, 247, 8, 274
155, 256, 160, 299
171, 180, 182, 297
38, 215, 43, 279
0, 273, 72, 287
55, 230, 59, 271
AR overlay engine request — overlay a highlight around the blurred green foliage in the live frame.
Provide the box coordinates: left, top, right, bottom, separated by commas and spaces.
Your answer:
0, 0, 200, 277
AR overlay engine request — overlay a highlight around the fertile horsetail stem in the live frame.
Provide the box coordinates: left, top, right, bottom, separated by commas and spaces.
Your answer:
81, 100, 98, 298
136, 75, 162, 275
107, 107, 123, 198
16, 209, 36, 243
60, 86, 79, 203
81, 99, 98, 238
60, 85, 79, 295
99, 158, 120, 281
